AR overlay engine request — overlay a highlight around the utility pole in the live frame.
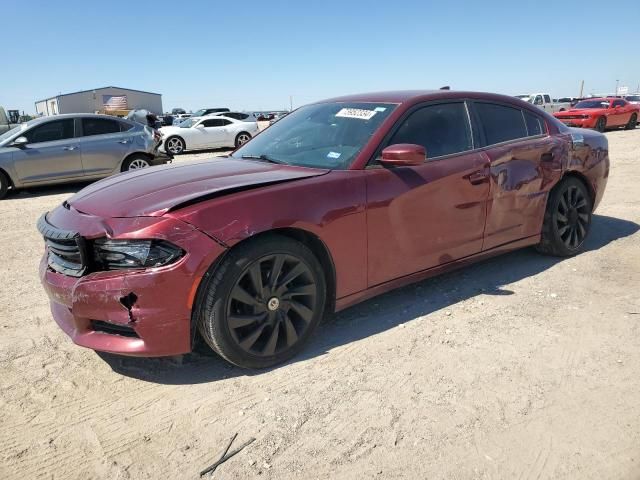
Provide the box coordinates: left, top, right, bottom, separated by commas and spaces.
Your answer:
615, 79, 619, 96
289, 95, 293, 112
579, 80, 584, 98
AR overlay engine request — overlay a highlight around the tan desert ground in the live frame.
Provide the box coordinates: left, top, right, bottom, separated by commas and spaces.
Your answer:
1, 129, 639, 479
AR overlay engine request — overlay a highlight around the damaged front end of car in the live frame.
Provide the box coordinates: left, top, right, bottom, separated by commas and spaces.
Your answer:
37, 204, 226, 357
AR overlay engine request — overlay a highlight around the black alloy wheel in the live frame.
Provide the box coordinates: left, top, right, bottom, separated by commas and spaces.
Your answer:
537, 177, 592, 257
227, 253, 318, 357
197, 235, 326, 368
595, 116, 606, 132
554, 184, 590, 250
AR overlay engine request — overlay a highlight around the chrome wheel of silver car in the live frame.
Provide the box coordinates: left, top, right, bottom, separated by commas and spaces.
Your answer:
128, 158, 150, 170
235, 133, 251, 148
166, 136, 185, 154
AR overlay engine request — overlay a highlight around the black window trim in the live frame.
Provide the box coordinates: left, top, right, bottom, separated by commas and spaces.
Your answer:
366, 99, 478, 168
467, 100, 548, 150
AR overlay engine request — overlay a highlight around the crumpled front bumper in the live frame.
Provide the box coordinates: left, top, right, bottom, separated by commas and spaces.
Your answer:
38, 206, 225, 357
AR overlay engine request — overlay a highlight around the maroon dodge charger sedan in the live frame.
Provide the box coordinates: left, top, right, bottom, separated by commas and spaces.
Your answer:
38, 90, 609, 368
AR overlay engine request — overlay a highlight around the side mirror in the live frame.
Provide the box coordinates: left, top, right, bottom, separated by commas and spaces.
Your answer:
380, 144, 426, 167
10, 136, 28, 148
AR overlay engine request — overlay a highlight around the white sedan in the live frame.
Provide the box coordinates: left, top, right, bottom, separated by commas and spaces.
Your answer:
160, 115, 260, 154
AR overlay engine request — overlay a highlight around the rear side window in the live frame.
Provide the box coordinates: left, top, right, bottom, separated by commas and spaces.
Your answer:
387, 102, 472, 158
523, 110, 545, 136
543, 94, 552, 103
475, 103, 527, 145
82, 118, 121, 136
25, 119, 75, 143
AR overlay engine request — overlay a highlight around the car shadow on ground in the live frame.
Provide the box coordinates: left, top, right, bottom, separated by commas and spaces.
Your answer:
6, 182, 91, 200
98, 214, 639, 384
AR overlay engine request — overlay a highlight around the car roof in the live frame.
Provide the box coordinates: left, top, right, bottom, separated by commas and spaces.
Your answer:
28, 113, 132, 126
316, 90, 534, 106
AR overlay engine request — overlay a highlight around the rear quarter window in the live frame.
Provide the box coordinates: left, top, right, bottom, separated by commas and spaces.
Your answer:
523, 110, 545, 136
475, 103, 528, 145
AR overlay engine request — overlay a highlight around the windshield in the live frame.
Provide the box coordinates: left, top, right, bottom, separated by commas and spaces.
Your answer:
191, 109, 207, 117
0, 121, 30, 145
515, 95, 532, 102
232, 102, 397, 169
574, 100, 610, 109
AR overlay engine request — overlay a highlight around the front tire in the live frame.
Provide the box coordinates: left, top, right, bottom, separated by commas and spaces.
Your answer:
165, 136, 185, 155
625, 113, 637, 130
235, 132, 252, 148
595, 116, 606, 132
197, 235, 326, 368
537, 177, 592, 257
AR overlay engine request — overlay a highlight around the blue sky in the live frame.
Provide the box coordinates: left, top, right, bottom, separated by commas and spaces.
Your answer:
2, 0, 638, 114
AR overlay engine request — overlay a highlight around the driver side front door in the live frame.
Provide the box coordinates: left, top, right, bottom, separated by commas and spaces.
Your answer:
365, 101, 490, 287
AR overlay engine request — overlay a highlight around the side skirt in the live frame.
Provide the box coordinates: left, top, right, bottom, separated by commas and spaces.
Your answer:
334, 234, 541, 312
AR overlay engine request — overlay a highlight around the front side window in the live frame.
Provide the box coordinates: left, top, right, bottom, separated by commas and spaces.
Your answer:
24, 119, 75, 143
534, 95, 543, 105
82, 118, 121, 136
233, 102, 396, 169
386, 103, 472, 159
475, 103, 527, 145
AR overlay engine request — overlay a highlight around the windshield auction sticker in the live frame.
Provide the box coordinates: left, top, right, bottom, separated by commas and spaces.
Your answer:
335, 108, 377, 120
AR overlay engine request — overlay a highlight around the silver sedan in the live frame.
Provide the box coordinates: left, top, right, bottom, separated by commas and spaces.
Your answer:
0, 113, 172, 199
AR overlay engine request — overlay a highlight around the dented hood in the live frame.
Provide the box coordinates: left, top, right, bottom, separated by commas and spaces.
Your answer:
68, 158, 329, 218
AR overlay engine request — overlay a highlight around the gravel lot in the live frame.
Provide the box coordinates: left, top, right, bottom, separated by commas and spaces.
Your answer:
1, 129, 639, 479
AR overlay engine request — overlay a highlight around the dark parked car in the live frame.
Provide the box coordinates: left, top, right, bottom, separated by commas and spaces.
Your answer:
37, 90, 608, 368
0, 114, 172, 199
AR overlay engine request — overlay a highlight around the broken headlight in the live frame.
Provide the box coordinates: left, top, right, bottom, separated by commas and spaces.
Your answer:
93, 239, 184, 270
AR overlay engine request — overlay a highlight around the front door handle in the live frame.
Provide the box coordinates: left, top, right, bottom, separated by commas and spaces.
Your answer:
63, 146, 77, 151
118, 140, 130, 144
467, 171, 489, 185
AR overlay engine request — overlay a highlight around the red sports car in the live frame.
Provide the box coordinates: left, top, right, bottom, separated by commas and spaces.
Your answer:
553, 97, 639, 132
38, 90, 609, 368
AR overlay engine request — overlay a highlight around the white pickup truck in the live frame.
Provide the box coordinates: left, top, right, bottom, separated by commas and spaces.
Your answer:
515, 93, 570, 113
0, 107, 20, 135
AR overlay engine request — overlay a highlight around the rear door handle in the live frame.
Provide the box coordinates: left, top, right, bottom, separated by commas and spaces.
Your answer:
63, 146, 77, 151
467, 170, 489, 185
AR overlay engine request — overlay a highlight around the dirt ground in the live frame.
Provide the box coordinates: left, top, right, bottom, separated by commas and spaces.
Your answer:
1, 129, 639, 480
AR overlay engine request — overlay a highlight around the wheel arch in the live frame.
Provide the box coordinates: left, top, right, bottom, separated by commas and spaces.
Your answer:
560, 170, 596, 210
120, 151, 154, 172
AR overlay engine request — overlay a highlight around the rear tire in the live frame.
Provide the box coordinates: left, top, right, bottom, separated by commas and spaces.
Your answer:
536, 177, 592, 257
165, 136, 185, 155
196, 235, 326, 369
625, 113, 637, 130
121, 154, 151, 172
595, 116, 606, 132
0, 171, 9, 199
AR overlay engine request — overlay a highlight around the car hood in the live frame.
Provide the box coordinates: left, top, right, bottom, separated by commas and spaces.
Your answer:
67, 158, 329, 218
555, 108, 600, 116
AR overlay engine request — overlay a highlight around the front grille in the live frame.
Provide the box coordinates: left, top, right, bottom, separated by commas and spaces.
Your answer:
37, 214, 88, 277
91, 320, 140, 338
